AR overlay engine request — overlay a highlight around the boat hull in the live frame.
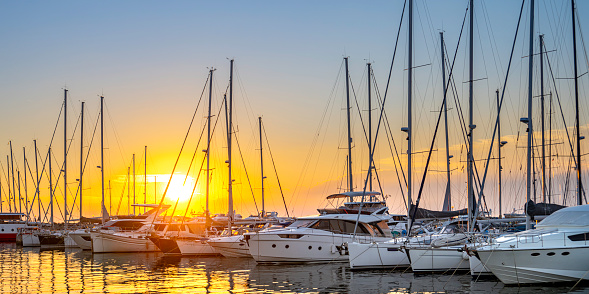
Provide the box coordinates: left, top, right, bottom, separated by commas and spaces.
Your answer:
407, 246, 470, 273
91, 232, 159, 253
175, 238, 219, 256
208, 236, 251, 258
21, 233, 40, 247
348, 241, 409, 269
149, 237, 181, 255
69, 231, 92, 250
0, 223, 26, 242
476, 246, 589, 285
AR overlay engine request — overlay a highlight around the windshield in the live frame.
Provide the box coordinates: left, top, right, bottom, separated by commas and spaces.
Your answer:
537, 210, 589, 227
287, 219, 316, 228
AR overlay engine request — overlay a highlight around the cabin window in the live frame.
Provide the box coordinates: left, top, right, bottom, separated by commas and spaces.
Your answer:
310, 219, 370, 235
567, 232, 589, 242
288, 219, 316, 228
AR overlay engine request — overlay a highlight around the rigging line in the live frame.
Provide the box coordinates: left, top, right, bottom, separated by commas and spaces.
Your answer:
349, 66, 371, 149
353, 0, 407, 236
116, 169, 130, 216
261, 122, 289, 218
182, 84, 209, 187
407, 3, 470, 235
234, 125, 259, 215
372, 68, 407, 210
181, 94, 228, 226
574, 7, 589, 74
151, 72, 212, 225
472, 0, 526, 225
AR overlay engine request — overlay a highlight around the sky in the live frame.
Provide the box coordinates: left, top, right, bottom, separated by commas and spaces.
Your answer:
1, 0, 589, 222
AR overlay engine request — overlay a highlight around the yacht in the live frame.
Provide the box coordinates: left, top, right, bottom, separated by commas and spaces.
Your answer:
246, 210, 392, 263
475, 204, 589, 285
0, 213, 26, 242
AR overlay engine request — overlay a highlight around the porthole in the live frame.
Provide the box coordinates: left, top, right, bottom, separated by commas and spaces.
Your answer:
1, 229, 4, 232
271, 244, 276, 248
547, 252, 555, 256
562, 252, 570, 256
308, 246, 312, 250
285, 245, 290, 249
318, 246, 322, 250
531, 253, 540, 256
11, 229, 14, 232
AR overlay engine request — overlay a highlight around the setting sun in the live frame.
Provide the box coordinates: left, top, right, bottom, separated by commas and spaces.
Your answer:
160, 174, 198, 203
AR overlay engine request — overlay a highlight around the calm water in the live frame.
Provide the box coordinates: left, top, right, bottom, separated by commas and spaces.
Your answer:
1, 243, 588, 293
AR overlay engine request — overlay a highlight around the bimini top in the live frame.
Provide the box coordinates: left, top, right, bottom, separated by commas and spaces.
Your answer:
326, 191, 380, 200
536, 204, 589, 228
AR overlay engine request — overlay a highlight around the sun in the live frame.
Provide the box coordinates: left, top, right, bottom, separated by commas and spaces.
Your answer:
166, 174, 197, 202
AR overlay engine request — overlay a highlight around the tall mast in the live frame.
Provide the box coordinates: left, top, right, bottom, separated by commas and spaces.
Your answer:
49, 148, 54, 226
259, 117, 265, 217
497, 90, 503, 218
538, 34, 546, 203
17, 171, 21, 217
6, 156, 11, 212
34, 140, 40, 222
23, 148, 28, 222
367, 62, 373, 193
109, 180, 112, 215
572, 0, 582, 206
441, 31, 451, 212
64, 89, 68, 228
100, 96, 105, 225
206, 69, 214, 221
144, 146, 147, 211
549, 92, 553, 202
228, 59, 234, 221
10, 141, 16, 212
127, 166, 130, 215
80, 102, 84, 219
526, 0, 535, 229
133, 153, 136, 215
344, 57, 353, 196
467, 0, 475, 227
407, 0, 413, 223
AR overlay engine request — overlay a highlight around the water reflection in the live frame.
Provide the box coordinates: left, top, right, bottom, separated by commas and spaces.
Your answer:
1, 243, 588, 293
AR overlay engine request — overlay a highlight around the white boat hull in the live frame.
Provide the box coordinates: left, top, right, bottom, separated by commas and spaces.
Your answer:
468, 255, 492, 277
91, 231, 159, 253
348, 241, 409, 269
21, 233, 40, 247
476, 246, 589, 285
407, 246, 470, 272
176, 238, 218, 255
248, 232, 379, 263
207, 236, 251, 258
69, 231, 92, 250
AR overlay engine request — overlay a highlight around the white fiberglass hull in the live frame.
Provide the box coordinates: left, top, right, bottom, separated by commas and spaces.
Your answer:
91, 231, 159, 253
476, 246, 589, 285
69, 230, 92, 250
407, 246, 470, 273
248, 231, 380, 263
176, 238, 219, 256
469, 255, 492, 277
21, 233, 40, 247
207, 236, 250, 258
348, 241, 409, 269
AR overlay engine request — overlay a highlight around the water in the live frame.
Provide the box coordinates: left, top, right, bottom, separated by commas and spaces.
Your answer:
1, 243, 588, 293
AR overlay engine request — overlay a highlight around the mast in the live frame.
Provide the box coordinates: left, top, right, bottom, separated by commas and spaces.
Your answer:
467, 0, 475, 227
64, 89, 68, 228
407, 0, 413, 224
259, 117, 265, 217
80, 101, 84, 219
497, 90, 503, 218
228, 59, 234, 221
206, 68, 214, 221
6, 156, 11, 212
441, 31, 451, 212
144, 146, 147, 211
540, 34, 546, 203
367, 62, 373, 193
549, 92, 553, 202
35, 140, 40, 222
17, 171, 21, 217
526, 0, 535, 229
100, 96, 105, 225
23, 148, 28, 222
10, 141, 16, 212
127, 166, 130, 215
344, 57, 353, 196
572, 0, 582, 206
133, 153, 135, 215
49, 148, 54, 226
109, 180, 112, 215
